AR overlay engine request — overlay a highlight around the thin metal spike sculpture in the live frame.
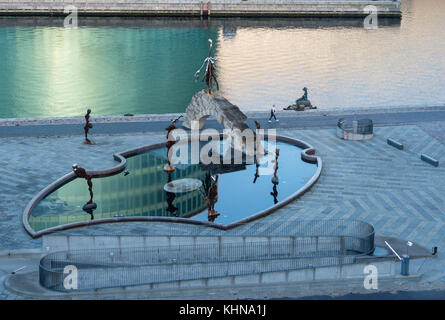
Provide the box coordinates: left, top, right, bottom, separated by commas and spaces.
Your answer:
194, 39, 219, 95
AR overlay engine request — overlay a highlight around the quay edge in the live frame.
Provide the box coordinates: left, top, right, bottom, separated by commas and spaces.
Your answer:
0, 1, 402, 18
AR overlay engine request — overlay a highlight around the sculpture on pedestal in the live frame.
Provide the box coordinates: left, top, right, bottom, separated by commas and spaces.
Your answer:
284, 87, 317, 111
84, 109, 93, 144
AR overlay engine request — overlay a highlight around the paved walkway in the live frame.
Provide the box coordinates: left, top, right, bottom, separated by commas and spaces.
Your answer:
1, 111, 445, 298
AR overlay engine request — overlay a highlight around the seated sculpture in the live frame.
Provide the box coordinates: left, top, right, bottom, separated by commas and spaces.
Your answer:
284, 87, 316, 111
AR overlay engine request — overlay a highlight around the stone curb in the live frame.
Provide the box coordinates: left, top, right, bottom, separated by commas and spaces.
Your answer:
2, 105, 445, 127
0, 249, 43, 259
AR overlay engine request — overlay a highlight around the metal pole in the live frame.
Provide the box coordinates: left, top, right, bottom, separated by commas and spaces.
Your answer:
401, 254, 410, 276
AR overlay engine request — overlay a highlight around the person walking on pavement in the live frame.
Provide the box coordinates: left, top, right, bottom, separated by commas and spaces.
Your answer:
268, 105, 279, 123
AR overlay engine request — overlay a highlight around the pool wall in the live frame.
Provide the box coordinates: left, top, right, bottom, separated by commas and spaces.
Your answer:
23, 134, 322, 238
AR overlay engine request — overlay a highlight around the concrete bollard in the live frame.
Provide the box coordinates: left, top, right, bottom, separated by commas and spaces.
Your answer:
387, 138, 403, 150
401, 254, 410, 276
420, 154, 439, 167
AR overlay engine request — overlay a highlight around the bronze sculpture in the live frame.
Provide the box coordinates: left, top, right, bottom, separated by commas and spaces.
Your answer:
72, 164, 94, 204
73, 164, 96, 219
164, 115, 182, 172
84, 109, 93, 144
296, 87, 309, 104
284, 87, 316, 111
194, 39, 219, 95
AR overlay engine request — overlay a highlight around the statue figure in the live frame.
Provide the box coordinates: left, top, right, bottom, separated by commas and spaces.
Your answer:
296, 87, 308, 104
73, 164, 97, 219
164, 115, 183, 172
72, 164, 94, 204
84, 109, 93, 144
284, 87, 316, 111
194, 39, 219, 95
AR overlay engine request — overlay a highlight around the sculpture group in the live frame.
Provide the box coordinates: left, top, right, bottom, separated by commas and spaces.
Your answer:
284, 87, 317, 111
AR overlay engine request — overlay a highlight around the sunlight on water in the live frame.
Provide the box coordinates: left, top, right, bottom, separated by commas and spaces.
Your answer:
0, 0, 444, 118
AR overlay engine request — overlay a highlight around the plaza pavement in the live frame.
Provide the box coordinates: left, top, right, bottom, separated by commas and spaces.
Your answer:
1, 110, 445, 299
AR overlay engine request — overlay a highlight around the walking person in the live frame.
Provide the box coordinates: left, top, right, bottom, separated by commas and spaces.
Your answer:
268, 105, 279, 123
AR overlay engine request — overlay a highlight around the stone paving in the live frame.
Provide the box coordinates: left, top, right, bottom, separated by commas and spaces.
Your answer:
1, 119, 445, 298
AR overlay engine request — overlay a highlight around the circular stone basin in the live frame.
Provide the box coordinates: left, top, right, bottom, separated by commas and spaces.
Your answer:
164, 178, 203, 193
26, 137, 320, 236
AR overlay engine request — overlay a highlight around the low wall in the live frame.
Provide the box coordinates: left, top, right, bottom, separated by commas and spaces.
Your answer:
40, 255, 426, 292
0, 1, 402, 17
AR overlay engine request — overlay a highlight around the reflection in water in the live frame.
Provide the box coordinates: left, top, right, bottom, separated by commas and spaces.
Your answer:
2, 0, 445, 118
270, 183, 278, 205
200, 171, 220, 222
253, 163, 260, 184
29, 141, 316, 231
165, 171, 178, 217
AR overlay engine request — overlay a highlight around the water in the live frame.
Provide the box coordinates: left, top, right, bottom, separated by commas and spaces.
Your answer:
1, 0, 445, 119
28, 141, 317, 232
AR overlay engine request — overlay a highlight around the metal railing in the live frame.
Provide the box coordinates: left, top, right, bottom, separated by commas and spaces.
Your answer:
40, 219, 374, 291
337, 118, 373, 135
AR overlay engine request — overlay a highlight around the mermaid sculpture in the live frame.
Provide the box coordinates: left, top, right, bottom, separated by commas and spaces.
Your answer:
284, 87, 316, 111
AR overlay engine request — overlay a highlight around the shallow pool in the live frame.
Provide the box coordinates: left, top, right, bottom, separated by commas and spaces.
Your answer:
29, 140, 317, 232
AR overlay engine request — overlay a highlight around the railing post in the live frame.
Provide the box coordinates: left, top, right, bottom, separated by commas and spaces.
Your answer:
340, 236, 346, 255
401, 254, 410, 276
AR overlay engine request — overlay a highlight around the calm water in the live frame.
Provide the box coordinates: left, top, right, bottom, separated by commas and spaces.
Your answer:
29, 141, 316, 231
1, 0, 445, 118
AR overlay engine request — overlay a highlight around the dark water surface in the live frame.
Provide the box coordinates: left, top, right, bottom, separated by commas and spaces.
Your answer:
1, 0, 444, 118
29, 141, 316, 231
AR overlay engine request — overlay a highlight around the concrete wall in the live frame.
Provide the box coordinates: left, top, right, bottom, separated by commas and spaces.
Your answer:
0, 1, 402, 17
41, 235, 426, 291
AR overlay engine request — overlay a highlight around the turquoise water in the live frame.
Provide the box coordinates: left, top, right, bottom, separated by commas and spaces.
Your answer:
1, 0, 445, 118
